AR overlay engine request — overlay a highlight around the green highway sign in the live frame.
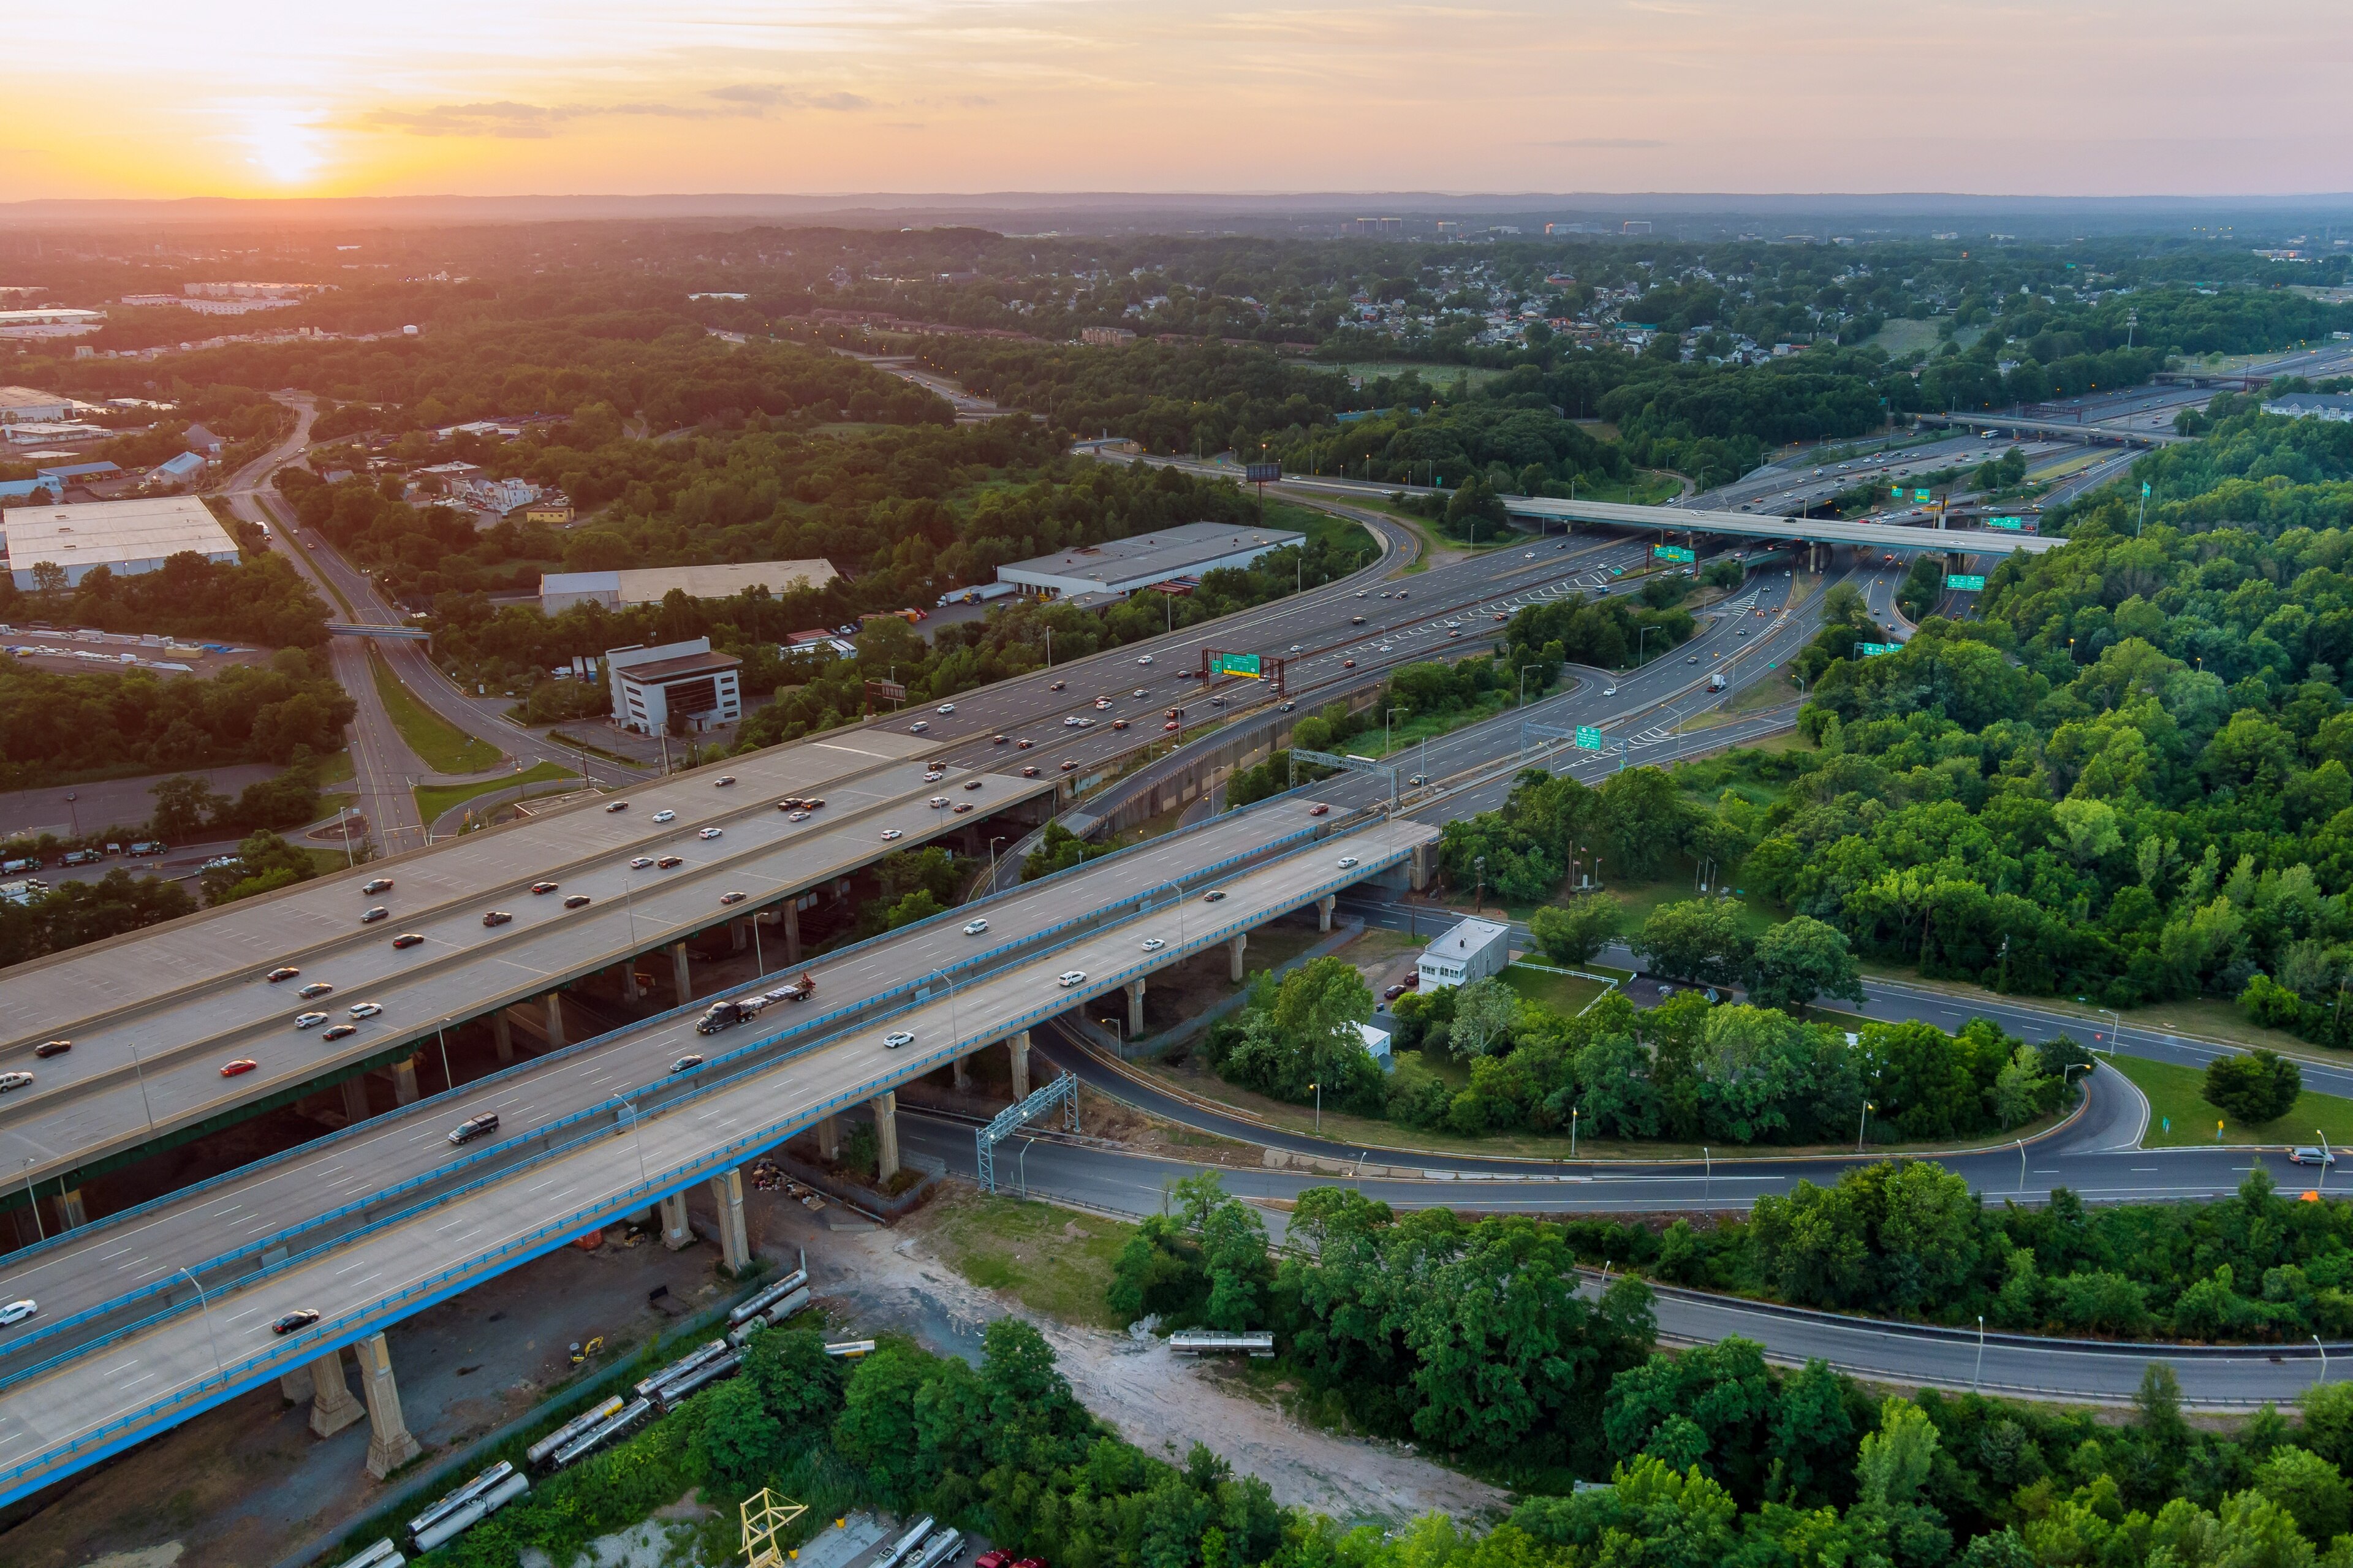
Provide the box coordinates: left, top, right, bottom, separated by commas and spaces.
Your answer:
1653, 544, 1696, 563
1859, 643, 1898, 657
1912, 488, 1933, 502
1988, 515, 2023, 530
1575, 725, 1604, 751
1210, 652, 1262, 680
1889, 485, 1903, 497
1946, 574, 1987, 591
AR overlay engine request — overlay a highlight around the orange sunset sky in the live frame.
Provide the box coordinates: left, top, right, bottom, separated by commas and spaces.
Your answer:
4, 1, 2347, 202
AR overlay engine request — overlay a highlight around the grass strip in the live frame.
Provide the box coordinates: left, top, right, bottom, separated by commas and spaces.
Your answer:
369, 649, 501, 773
2109, 1052, 2353, 1151
415, 759, 578, 824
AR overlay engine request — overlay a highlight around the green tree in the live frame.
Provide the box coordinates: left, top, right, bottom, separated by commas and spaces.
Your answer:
1745, 915, 1864, 1015
1637, 899, 1752, 988
2254, 1447, 2352, 1545
2205, 1048, 2302, 1126
150, 775, 226, 842
1447, 975, 1518, 1059
1529, 895, 1624, 966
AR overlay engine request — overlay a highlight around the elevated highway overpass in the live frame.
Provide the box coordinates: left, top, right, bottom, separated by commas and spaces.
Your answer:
1493, 494, 2064, 556
0, 800, 1434, 1504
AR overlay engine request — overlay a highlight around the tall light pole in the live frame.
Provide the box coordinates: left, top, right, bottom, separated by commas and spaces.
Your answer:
618, 1099, 649, 1187
925, 968, 959, 1051
1386, 706, 1404, 756
1519, 664, 1541, 709
129, 1040, 154, 1131
179, 1266, 223, 1385
989, 836, 1006, 884
20, 1158, 41, 1243
2322, 1131, 2333, 1196
1857, 1100, 1874, 1152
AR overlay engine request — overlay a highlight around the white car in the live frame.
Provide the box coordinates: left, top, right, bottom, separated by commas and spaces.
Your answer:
1141, 937, 1166, 953
0, 1072, 30, 1096
881, 828, 903, 841
937, 703, 955, 714
1137, 654, 1153, 665
964, 918, 990, 936
651, 809, 676, 824
1057, 970, 1088, 989
1336, 855, 1360, 869
789, 810, 811, 822
0, 1299, 33, 1327
348, 1002, 382, 1019
1603, 685, 1618, 697
911, 721, 930, 733
930, 795, 950, 809
1132, 688, 1147, 698
699, 827, 723, 841
884, 1031, 915, 1050
295, 1011, 329, 1029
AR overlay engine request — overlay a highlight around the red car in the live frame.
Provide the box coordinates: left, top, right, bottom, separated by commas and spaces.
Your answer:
1162, 720, 1180, 732
1308, 804, 1329, 817
1021, 765, 1040, 777
221, 1058, 257, 1077
1059, 759, 1078, 771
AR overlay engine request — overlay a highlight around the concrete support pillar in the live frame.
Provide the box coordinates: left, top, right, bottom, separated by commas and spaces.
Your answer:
1317, 895, 1336, 933
872, 1090, 900, 1182
278, 1364, 313, 1404
1126, 978, 1146, 1037
491, 1012, 513, 1065
1228, 933, 1249, 983
659, 1192, 693, 1251
544, 991, 566, 1048
621, 960, 640, 1002
308, 1347, 364, 1437
817, 1115, 841, 1161
730, 918, 748, 954
55, 1187, 87, 1229
1409, 843, 1431, 892
952, 1051, 972, 1093
390, 1056, 420, 1107
670, 942, 692, 1001
341, 1077, 371, 1125
783, 901, 801, 965
1009, 1031, 1031, 1100
710, 1168, 750, 1274
356, 1333, 421, 1479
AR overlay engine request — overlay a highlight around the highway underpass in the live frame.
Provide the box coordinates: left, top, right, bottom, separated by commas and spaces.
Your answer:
0, 798, 1435, 1504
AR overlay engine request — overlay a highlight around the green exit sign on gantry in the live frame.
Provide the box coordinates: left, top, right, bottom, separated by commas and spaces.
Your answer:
1575, 726, 1604, 751
1653, 544, 1695, 563
1988, 515, 2023, 530
1210, 653, 1262, 680
1859, 643, 1898, 657
1946, 574, 1987, 591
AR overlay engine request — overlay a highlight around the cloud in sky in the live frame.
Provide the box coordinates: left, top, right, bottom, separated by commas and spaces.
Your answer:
2, 0, 2349, 199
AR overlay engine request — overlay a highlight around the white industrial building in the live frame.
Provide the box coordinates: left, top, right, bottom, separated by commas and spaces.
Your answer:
0, 385, 76, 425
606, 637, 743, 735
1417, 916, 1512, 992
995, 522, 1305, 600
541, 559, 838, 616
1, 496, 240, 589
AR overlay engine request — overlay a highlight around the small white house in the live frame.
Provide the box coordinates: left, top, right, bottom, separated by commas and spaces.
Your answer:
1417, 917, 1512, 992
1356, 1020, 1395, 1070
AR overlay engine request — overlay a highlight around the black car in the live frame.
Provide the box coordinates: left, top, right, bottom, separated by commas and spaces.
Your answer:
605, 801, 629, 813
531, 881, 559, 895
670, 1055, 706, 1074
393, 932, 425, 949
482, 910, 513, 927
448, 1112, 500, 1146
1202, 889, 1227, 903
272, 1309, 320, 1335
34, 1039, 70, 1058
563, 894, 591, 909
360, 906, 388, 924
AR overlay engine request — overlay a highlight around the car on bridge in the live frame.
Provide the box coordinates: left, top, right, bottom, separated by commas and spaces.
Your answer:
657, 856, 683, 869
1336, 856, 1359, 869
884, 1030, 915, 1050
298, 981, 333, 999
652, 810, 676, 824
964, 918, 990, 935
1058, 970, 1087, 988
720, 891, 747, 906
881, 828, 903, 841
0, 1300, 34, 1327
220, 1059, 256, 1077
483, 910, 513, 926
361, 906, 388, 924
606, 801, 630, 813
699, 827, 723, 841
0, 1072, 32, 1095
671, 1055, 705, 1074
564, 895, 591, 909
349, 1002, 382, 1018
631, 856, 655, 869
714, 776, 735, 787
1142, 937, 1165, 952
295, 1012, 328, 1029
34, 1040, 69, 1058
272, 1309, 320, 1335
393, 933, 425, 949
532, 881, 559, 895
448, 1113, 499, 1146
321, 1025, 355, 1042
268, 966, 301, 983
362, 877, 393, 895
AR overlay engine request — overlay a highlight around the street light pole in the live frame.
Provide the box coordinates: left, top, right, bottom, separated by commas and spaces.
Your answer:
1311, 1080, 1322, 1133
2322, 1131, 2333, 1196
1857, 1100, 1874, 1152
20, 1159, 41, 1243
990, 836, 1006, 884
179, 1266, 223, 1385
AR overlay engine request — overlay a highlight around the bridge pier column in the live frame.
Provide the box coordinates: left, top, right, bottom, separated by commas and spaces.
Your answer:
952, 1051, 972, 1093
872, 1091, 900, 1182
621, 961, 640, 1002
308, 1347, 364, 1437
783, 901, 801, 965
391, 1056, 420, 1107
341, 1077, 371, 1125
1008, 1032, 1031, 1100
711, 1168, 751, 1274
1409, 844, 1430, 892
55, 1187, 87, 1229
671, 942, 692, 1002
1126, 979, 1146, 1036
492, 1013, 513, 1064
278, 1363, 313, 1403
1316, 895, 1335, 933
730, 918, 748, 954
817, 1115, 841, 1161
357, 1332, 421, 1479
659, 1192, 694, 1251
544, 991, 566, 1048
1228, 933, 1248, 983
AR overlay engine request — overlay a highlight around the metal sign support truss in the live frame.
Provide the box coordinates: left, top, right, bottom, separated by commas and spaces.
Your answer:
976, 1071, 1079, 1194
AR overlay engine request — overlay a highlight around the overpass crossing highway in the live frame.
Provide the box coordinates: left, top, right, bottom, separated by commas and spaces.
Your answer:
0, 737, 1063, 1189
0, 806, 1434, 1504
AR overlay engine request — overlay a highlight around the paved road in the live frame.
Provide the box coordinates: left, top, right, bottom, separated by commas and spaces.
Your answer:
221, 404, 428, 852
0, 814, 1435, 1501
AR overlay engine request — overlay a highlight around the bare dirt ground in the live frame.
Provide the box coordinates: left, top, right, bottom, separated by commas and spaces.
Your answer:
794, 1199, 1508, 1529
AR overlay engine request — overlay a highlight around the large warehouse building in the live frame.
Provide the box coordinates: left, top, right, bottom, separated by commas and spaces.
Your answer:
539, 559, 837, 616
995, 522, 1305, 600
1, 496, 240, 589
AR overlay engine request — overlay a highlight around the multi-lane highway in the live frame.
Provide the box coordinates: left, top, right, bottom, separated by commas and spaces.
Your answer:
0, 807, 1435, 1499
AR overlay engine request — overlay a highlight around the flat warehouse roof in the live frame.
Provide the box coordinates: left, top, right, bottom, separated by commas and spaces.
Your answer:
2, 496, 238, 572
998, 521, 1305, 594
